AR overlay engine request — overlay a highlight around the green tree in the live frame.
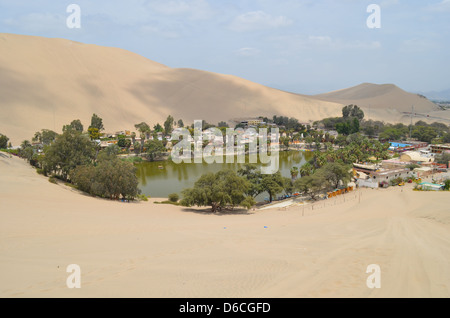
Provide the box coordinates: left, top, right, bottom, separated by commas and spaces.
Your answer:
89, 113, 104, 131
442, 133, 450, 144
168, 193, 179, 202
63, 119, 84, 132
88, 127, 101, 140
164, 115, 174, 136
177, 119, 184, 128
144, 139, 166, 161
153, 123, 163, 133
43, 130, 96, 181
135, 122, 151, 153
32, 129, 58, 145
300, 162, 314, 177
342, 105, 364, 121
318, 162, 352, 190
444, 179, 450, 191
261, 171, 284, 202
181, 170, 255, 212
282, 177, 294, 196
71, 157, 139, 200
117, 136, 131, 148
19, 140, 34, 162
294, 172, 327, 201
102, 144, 120, 158
290, 166, 299, 180
411, 126, 438, 143
237, 163, 264, 198
0, 134, 9, 149
218, 121, 229, 128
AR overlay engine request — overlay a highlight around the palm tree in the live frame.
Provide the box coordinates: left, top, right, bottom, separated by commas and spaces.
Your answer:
21, 140, 32, 149
290, 166, 299, 180
135, 122, 151, 153
32, 132, 42, 144
300, 162, 314, 177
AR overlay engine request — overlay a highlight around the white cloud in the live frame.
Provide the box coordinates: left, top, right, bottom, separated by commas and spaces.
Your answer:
235, 47, 261, 57
229, 11, 293, 32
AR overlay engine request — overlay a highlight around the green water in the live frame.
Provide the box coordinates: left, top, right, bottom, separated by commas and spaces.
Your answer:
136, 151, 313, 199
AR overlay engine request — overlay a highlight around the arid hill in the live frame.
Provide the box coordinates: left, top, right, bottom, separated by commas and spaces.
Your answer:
314, 83, 449, 124
0, 33, 341, 144
1, 33, 449, 144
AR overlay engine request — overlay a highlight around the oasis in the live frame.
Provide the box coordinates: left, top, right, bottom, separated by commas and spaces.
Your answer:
170, 120, 280, 174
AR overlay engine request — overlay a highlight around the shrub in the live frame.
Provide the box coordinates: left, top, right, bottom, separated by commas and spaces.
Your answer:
444, 179, 450, 191
390, 177, 403, 186
137, 194, 149, 201
70, 157, 139, 200
48, 176, 57, 184
168, 193, 179, 202
154, 200, 180, 206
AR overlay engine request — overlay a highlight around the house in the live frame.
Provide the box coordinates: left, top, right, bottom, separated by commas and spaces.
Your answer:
430, 144, 450, 154
389, 141, 428, 153
418, 182, 444, 191
355, 164, 412, 188
399, 151, 434, 164
413, 167, 433, 178
239, 118, 264, 127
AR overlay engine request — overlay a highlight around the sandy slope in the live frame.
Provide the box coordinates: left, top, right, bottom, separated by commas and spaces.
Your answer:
314, 83, 450, 124
0, 33, 342, 145
1, 153, 449, 298
3, 33, 448, 146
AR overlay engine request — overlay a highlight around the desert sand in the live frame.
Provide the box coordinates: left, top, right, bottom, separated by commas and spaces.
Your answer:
1, 152, 449, 298
0, 33, 342, 145
2, 33, 447, 146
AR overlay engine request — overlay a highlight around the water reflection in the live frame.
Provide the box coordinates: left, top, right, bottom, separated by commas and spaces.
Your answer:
136, 151, 312, 198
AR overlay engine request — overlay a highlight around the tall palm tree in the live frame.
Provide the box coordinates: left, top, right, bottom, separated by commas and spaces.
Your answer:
290, 166, 299, 180
134, 122, 150, 153
300, 162, 313, 177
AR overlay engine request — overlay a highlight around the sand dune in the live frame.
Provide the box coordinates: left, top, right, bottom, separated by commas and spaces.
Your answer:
1, 33, 449, 145
0, 33, 342, 145
314, 82, 450, 123
1, 153, 450, 298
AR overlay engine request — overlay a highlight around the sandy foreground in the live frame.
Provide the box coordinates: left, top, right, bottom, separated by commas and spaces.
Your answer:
1, 153, 450, 298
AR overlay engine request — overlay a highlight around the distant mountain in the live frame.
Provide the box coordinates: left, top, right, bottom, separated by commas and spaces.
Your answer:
312, 83, 450, 123
417, 89, 450, 101
314, 83, 439, 113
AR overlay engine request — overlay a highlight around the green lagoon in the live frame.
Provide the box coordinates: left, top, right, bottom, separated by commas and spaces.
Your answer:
136, 150, 313, 199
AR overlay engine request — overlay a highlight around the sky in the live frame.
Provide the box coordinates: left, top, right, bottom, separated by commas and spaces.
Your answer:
0, 0, 449, 95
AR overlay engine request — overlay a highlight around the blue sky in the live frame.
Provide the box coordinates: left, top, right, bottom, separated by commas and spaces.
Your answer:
1, 0, 449, 94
